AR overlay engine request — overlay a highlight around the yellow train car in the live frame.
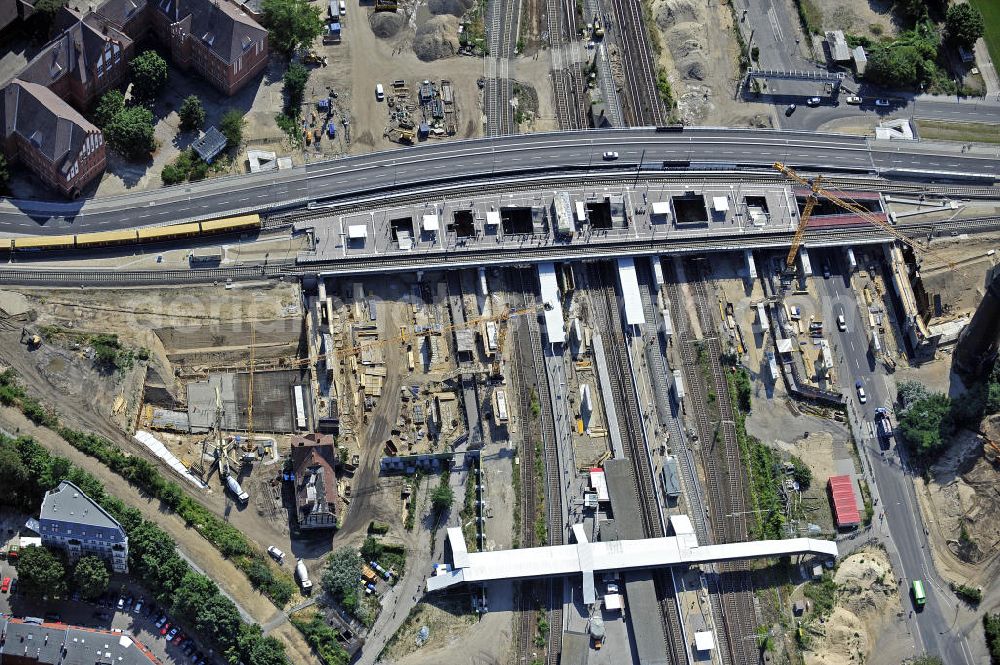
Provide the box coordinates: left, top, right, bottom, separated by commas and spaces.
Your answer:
14, 235, 76, 250
0, 238, 12, 252
74, 229, 140, 248
199, 214, 260, 235
136, 222, 202, 243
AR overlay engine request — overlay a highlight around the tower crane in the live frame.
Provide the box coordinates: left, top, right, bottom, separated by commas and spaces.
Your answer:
773, 162, 952, 271
244, 322, 255, 454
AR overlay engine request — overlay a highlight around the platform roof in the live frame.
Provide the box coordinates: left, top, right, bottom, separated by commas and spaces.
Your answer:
589, 468, 609, 502
537, 262, 566, 344
348, 224, 368, 239
651, 201, 671, 216
427, 527, 838, 592
485, 210, 501, 226
617, 257, 645, 326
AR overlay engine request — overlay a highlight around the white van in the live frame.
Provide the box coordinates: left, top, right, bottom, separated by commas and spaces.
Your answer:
837, 314, 846, 331
375, 83, 384, 100
339, 0, 346, 14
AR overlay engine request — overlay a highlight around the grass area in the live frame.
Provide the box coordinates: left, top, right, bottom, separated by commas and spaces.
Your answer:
460, 469, 479, 552
915, 119, 1000, 145
803, 573, 838, 618
512, 453, 522, 548
533, 441, 547, 545
792, 0, 823, 35
290, 610, 350, 665
969, 0, 1000, 74
726, 365, 785, 540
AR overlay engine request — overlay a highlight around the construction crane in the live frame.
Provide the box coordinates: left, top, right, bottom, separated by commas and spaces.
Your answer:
244, 322, 255, 454
773, 162, 952, 271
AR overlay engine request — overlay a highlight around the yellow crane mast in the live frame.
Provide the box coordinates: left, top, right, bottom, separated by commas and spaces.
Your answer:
773, 162, 952, 270
244, 322, 255, 453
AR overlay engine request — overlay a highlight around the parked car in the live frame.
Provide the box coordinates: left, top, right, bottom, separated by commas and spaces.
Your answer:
154, 614, 168, 629
1, 577, 10, 593
44, 613, 61, 623
845, 95, 862, 105
806, 97, 821, 107
375, 83, 384, 101
822, 264, 831, 278
855, 380, 867, 403
117, 596, 125, 610
9, 578, 17, 594
124, 596, 134, 610
267, 546, 285, 563
874, 98, 891, 107
166, 626, 179, 641
607, 583, 619, 594
602, 151, 619, 160
133, 598, 143, 614
161, 622, 172, 636
785, 104, 796, 116
173, 632, 186, 645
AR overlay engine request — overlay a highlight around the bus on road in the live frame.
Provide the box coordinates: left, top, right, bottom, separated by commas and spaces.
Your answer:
912, 580, 926, 608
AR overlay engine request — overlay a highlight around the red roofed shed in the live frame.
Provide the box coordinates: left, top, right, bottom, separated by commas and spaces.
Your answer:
828, 475, 861, 528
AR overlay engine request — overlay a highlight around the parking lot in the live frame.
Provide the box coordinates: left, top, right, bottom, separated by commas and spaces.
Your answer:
0, 554, 217, 665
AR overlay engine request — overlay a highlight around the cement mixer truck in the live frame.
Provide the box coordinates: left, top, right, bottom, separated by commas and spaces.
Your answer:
296, 559, 313, 593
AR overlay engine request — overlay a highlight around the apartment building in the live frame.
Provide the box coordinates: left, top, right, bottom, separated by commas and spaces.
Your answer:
37, 480, 129, 574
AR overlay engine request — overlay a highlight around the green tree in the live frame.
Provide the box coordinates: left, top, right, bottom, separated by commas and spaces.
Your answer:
283, 62, 310, 114
219, 109, 246, 149
0, 438, 32, 510
789, 456, 812, 489
31, 0, 68, 18
898, 393, 954, 459
105, 106, 156, 159
74, 555, 110, 600
195, 593, 242, 646
171, 571, 219, 619
895, 0, 928, 22
945, 4, 985, 48
17, 545, 66, 598
0, 154, 9, 193
129, 50, 168, 103
984, 613, 1000, 664
234, 623, 288, 665
178, 95, 206, 131
322, 547, 361, 606
431, 481, 454, 515
360, 536, 384, 563
261, 0, 324, 54
94, 90, 126, 129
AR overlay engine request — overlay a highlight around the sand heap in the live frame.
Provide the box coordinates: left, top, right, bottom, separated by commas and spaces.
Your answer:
371, 12, 405, 39
413, 15, 461, 61
804, 548, 900, 665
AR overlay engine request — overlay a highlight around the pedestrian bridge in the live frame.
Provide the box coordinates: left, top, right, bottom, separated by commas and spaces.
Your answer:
427, 516, 838, 603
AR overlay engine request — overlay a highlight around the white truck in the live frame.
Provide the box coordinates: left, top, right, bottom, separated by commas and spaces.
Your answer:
296, 559, 314, 592
225, 474, 249, 504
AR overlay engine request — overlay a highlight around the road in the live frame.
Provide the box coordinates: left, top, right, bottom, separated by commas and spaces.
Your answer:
813, 247, 979, 665
4, 128, 1000, 236
777, 93, 1000, 132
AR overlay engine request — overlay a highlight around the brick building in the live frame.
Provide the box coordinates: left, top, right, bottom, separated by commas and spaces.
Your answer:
291, 434, 339, 530
0, 0, 268, 197
0, 81, 106, 199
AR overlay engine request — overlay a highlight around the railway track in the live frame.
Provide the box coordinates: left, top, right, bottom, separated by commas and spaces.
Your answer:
666, 258, 757, 665
485, 0, 520, 136
587, 261, 687, 664
544, 0, 584, 129
509, 268, 564, 665
606, 0, 665, 126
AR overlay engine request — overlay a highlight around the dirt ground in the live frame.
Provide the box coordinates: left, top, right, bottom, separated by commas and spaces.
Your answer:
802, 547, 903, 665
814, 0, 902, 40
646, 0, 774, 126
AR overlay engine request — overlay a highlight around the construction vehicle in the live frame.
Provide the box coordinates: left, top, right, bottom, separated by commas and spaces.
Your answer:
773, 162, 954, 271
592, 14, 604, 38
21, 328, 41, 349
296, 559, 314, 592
225, 474, 249, 504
